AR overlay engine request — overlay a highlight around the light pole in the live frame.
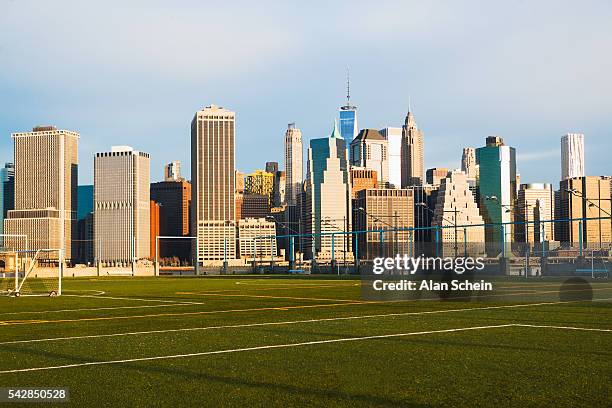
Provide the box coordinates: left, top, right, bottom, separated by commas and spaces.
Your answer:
265, 215, 300, 270
416, 202, 458, 257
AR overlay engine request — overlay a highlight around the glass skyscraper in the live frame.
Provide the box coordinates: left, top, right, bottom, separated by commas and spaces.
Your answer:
476, 136, 517, 252
339, 106, 358, 145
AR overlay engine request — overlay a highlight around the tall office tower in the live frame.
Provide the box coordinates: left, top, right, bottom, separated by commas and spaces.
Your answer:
273, 171, 286, 207
476, 136, 517, 250
561, 133, 585, 180
558, 176, 611, 247
426, 167, 449, 187
284, 123, 303, 206
354, 188, 415, 260
94, 146, 150, 263
265, 162, 278, 174
461, 147, 478, 178
245, 170, 274, 207
432, 170, 485, 255
304, 122, 352, 261
191, 105, 236, 263
401, 109, 424, 187
164, 161, 183, 182
379, 127, 402, 188
75, 185, 94, 263
339, 72, 358, 145
4, 126, 78, 260
237, 218, 277, 260
350, 168, 378, 199
350, 129, 389, 185
517, 183, 554, 244
150, 179, 192, 260
0, 163, 15, 247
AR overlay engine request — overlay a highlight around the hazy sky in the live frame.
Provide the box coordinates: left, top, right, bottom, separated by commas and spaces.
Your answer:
1, 0, 610, 185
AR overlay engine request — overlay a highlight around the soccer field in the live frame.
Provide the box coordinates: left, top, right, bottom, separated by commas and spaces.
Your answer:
0, 276, 610, 407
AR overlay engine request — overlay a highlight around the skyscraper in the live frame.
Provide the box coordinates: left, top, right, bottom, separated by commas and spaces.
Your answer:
432, 170, 485, 255
339, 72, 358, 145
4, 126, 78, 260
164, 161, 183, 181
76, 184, 94, 263
245, 170, 274, 207
304, 122, 352, 261
476, 136, 517, 250
94, 146, 150, 263
284, 123, 303, 206
517, 183, 554, 244
426, 167, 449, 187
558, 176, 611, 247
461, 147, 478, 179
191, 105, 236, 263
401, 109, 424, 187
150, 179, 192, 260
0, 163, 15, 247
561, 133, 585, 180
350, 129, 388, 185
265, 162, 278, 174
379, 127, 402, 188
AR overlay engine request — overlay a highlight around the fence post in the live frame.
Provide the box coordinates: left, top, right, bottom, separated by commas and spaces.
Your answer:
435, 227, 440, 258
354, 232, 359, 272
463, 227, 468, 257
379, 230, 384, 258
289, 236, 295, 270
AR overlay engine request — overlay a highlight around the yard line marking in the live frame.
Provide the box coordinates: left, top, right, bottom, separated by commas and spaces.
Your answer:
0, 324, 515, 374
515, 324, 612, 332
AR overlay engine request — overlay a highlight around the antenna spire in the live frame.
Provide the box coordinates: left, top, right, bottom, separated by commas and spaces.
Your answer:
346, 67, 350, 106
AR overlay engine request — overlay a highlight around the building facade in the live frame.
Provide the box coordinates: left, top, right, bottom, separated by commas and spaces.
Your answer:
461, 147, 478, 179
561, 133, 585, 180
237, 218, 277, 260
94, 146, 150, 263
245, 170, 274, 207
401, 110, 424, 187
432, 170, 485, 255
517, 183, 554, 244
476, 136, 517, 251
426, 167, 449, 187
354, 188, 415, 259
284, 123, 303, 206
241, 194, 270, 219
558, 176, 611, 247
4, 126, 78, 261
304, 123, 352, 261
164, 161, 183, 182
150, 180, 192, 260
350, 129, 388, 185
0, 163, 15, 247
191, 105, 236, 263
350, 168, 378, 199
379, 127, 402, 188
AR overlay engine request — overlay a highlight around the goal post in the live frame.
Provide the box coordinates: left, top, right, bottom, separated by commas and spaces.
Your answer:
0, 248, 63, 297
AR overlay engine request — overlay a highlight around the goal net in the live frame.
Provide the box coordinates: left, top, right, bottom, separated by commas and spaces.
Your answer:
0, 249, 63, 297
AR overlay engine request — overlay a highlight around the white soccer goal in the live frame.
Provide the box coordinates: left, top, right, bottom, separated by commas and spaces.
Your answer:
0, 249, 63, 297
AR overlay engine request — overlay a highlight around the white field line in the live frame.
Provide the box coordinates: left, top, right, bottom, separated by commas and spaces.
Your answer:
0, 303, 200, 317
1, 298, 610, 345
0, 324, 515, 374
63, 294, 203, 304
2, 323, 610, 374
514, 324, 612, 332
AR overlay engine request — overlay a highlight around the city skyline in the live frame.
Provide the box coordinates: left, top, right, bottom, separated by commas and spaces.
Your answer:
1, 1, 611, 185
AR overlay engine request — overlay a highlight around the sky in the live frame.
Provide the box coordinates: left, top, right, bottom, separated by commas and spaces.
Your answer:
1, 0, 611, 185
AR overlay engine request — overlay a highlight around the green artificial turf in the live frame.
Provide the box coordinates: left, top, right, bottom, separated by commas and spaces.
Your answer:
0, 276, 610, 407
